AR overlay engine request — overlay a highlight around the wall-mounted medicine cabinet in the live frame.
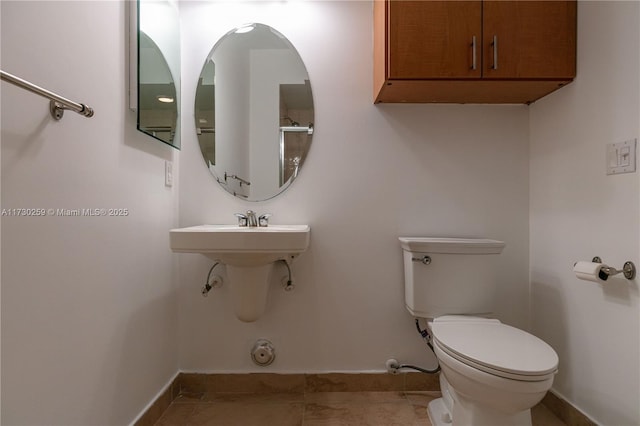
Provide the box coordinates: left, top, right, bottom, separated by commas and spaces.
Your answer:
374, 0, 577, 104
129, 0, 181, 149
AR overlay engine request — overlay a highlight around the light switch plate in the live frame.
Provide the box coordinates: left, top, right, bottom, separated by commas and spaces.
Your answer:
606, 139, 636, 175
165, 161, 174, 187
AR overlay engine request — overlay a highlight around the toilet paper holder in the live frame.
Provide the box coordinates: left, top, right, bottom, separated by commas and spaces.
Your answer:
591, 257, 636, 280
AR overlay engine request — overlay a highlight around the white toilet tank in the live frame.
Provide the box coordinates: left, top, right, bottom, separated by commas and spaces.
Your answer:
399, 237, 505, 318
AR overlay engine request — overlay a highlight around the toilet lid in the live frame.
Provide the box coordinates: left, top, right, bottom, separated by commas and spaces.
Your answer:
431, 316, 558, 379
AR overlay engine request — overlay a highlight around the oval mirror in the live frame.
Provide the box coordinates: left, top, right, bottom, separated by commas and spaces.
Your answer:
195, 23, 314, 201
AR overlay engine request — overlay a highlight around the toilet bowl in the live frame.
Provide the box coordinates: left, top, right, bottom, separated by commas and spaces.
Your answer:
398, 237, 559, 426
426, 316, 558, 426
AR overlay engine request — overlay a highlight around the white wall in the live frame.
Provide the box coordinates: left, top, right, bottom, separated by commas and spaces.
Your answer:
529, 2, 640, 425
1, 1, 179, 424
178, 1, 530, 373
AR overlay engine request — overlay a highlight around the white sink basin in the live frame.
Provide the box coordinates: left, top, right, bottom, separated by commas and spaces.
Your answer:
170, 224, 310, 266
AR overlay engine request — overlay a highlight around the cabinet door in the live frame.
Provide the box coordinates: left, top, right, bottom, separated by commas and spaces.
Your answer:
387, 1, 482, 79
482, 1, 576, 79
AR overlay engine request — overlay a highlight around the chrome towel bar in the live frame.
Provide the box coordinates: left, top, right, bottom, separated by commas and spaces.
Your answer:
0, 69, 94, 120
279, 124, 314, 135
224, 172, 250, 187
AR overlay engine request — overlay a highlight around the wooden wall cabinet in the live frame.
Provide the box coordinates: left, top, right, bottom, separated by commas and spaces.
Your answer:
373, 0, 577, 104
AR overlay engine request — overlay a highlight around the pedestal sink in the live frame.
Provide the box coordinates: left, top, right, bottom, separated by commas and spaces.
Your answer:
170, 224, 310, 322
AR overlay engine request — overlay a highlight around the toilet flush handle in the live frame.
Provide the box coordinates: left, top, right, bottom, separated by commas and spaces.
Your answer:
412, 255, 431, 265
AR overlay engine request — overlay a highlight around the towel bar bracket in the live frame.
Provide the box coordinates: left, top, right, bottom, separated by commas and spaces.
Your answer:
49, 100, 94, 121
50, 101, 64, 120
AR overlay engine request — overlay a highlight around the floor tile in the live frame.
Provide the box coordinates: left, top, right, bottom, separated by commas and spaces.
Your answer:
303, 401, 422, 426
532, 403, 567, 426
202, 392, 305, 404
411, 403, 433, 425
153, 391, 566, 426
305, 391, 406, 404
173, 392, 205, 403
404, 391, 441, 407
189, 402, 304, 426
155, 404, 197, 426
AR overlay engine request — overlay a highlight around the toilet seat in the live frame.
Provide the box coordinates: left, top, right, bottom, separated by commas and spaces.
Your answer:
431, 316, 558, 381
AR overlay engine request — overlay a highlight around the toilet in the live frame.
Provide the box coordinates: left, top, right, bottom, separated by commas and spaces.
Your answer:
399, 237, 558, 426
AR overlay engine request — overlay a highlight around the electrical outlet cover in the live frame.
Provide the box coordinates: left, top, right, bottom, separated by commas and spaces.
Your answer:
165, 161, 174, 186
606, 139, 636, 175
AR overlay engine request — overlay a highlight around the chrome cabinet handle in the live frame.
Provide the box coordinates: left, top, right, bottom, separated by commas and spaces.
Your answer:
471, 36, 477, 70
491, 35, 498, 70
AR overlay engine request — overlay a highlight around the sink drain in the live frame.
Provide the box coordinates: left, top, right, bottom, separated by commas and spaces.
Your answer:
251, 339, 276, 366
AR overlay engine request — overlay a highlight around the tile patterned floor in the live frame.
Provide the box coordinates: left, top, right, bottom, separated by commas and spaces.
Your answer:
154, 391, 567, 426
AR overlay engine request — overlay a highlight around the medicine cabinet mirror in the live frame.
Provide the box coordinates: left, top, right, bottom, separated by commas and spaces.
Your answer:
134, 0, 180, 149
195, 23, 314, 201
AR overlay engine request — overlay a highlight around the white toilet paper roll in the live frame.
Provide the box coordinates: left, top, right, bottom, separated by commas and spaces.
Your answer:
573, 261, 608, 283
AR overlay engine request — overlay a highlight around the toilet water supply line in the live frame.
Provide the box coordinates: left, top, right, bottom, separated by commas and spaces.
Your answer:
387, 319, 441, 374
201, 259, 294, 297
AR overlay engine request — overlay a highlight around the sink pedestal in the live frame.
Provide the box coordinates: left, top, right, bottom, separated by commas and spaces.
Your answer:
227, 264, 272, 322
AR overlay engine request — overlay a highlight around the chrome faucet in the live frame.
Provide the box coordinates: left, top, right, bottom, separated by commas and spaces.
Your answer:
246, 210, 258, 227
234, 210, 271, 227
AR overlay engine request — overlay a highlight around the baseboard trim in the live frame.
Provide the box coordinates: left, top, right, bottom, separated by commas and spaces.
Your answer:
132, 372, 180, 426
541, 390, 598, 426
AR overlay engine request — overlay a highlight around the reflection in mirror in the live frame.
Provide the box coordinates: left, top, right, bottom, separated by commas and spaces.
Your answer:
195, 23, 314, 201
137, 0, 180, 149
